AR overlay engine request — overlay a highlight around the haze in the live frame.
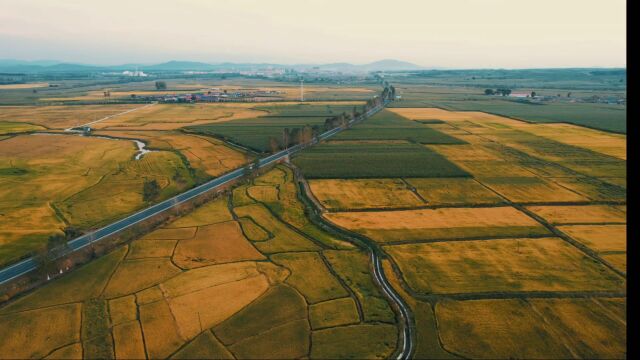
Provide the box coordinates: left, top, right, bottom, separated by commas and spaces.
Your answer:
0, 0, 626, 68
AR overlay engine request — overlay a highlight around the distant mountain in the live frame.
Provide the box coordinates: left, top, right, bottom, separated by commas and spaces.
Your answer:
361, 59, 424, 71
140, 60, 216, 71
0, 58, 423, 74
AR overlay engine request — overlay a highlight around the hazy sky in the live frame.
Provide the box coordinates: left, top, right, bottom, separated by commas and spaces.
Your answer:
0, 0, 626, 68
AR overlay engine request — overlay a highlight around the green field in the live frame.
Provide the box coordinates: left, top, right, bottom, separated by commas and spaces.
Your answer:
385, 70, 626, 133
189, 103, 361, 152
334, 110, 464, 144
292, 142, 469, 178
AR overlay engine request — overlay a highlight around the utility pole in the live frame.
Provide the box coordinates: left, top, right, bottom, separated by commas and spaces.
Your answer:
300, 79, 304, 102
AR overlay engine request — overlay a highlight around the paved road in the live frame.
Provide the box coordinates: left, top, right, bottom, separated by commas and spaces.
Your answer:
0, 104, 385, 285
372, 253, 414, 360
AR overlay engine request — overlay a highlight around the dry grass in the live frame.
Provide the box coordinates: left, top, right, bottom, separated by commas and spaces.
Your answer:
308, 178, 424, 209
526, 205, 626, 224
0, 304, 82, 359
478, 176, 588, 203
172, 221, 265, 269
309, 297, 360, 329
407, 178, 503, 205
271, 252, 349, 304
326, 206, 548, 243
167, 198, 233, 228
436, 298, 626, 359
384, 237, 625, 294
108, 295, 137, 326
103, 258, 181, 298
113, 320, 146, 359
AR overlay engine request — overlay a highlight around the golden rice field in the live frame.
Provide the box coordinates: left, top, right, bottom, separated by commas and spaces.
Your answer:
326, 206, 549, 243
0, 167, 398, 359
307, 106, 626, 358
0, 104, 141, 129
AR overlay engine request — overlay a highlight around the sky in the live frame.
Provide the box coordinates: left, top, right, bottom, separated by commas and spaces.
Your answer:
0, 0, 626, 68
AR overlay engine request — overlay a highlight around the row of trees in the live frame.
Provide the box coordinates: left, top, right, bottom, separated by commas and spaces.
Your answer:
484, 88, 512, 96
267, 83, 396, 153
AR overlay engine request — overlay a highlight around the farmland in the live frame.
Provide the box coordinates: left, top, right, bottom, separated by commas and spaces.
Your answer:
0, 166, 400, 359
293, 142, 469, 178
297, 102, 626, 358
188, 102, 364, 152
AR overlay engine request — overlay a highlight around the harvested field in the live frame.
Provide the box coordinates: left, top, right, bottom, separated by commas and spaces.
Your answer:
293, 142, 469, 179
172, 221, 265, 269
309, 297, 360, 329
406, 178, 504, 205
311, 324, 397, 359
436, 298, 626, 359
385, 237, 625, 294
308, 179, 424, 210
526, 204, 627, 224
271, 252, 349, 304
326, 206, 549, 243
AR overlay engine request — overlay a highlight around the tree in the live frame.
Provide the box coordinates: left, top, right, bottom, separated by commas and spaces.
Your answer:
484, 89, 495, 95
143, 179, 161, 202
282, 128, 290, 148
268, 136, 280, 153
155, 81, 167, 90
567, 92, 572, 98
531, 91, 537, 97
